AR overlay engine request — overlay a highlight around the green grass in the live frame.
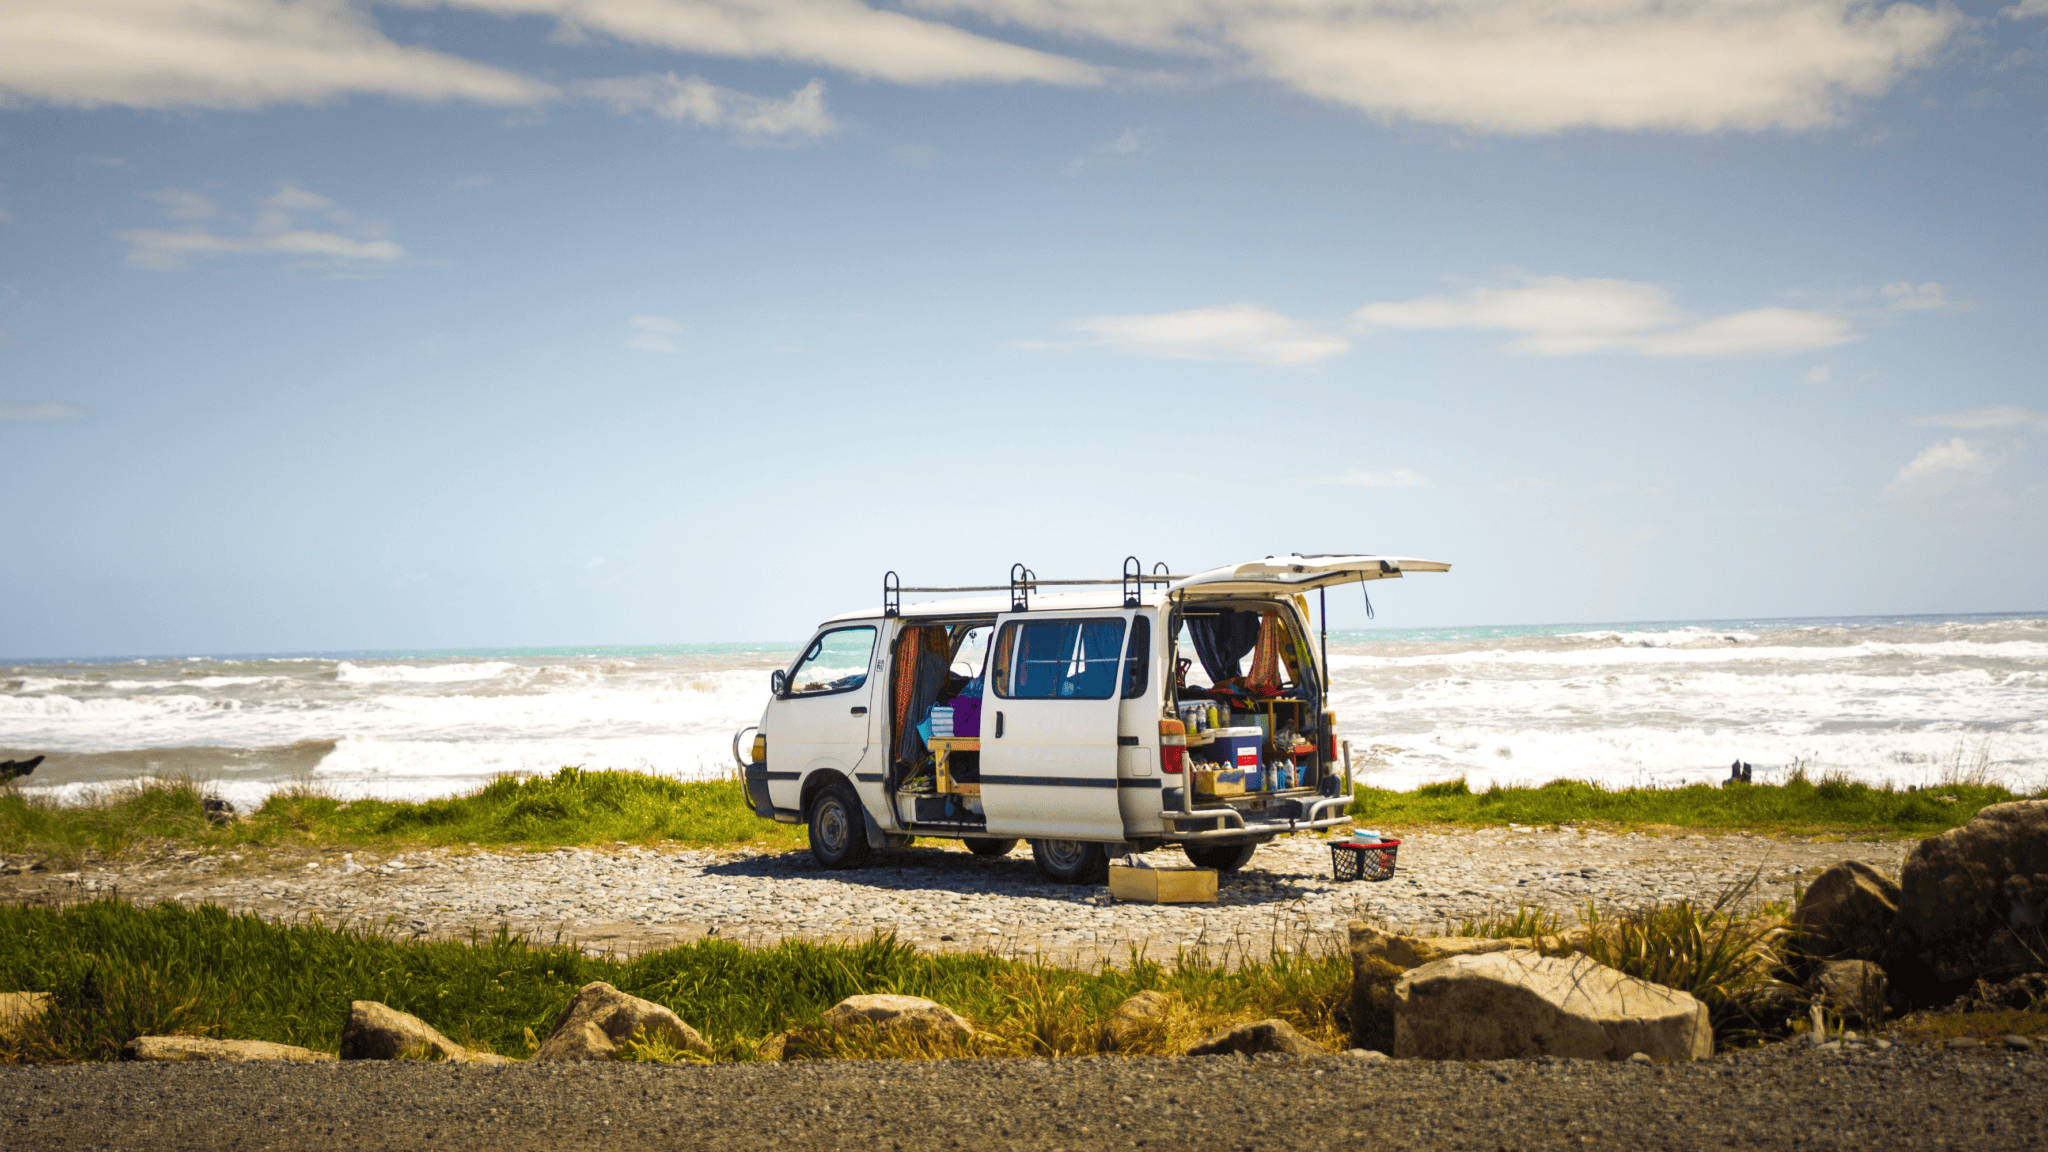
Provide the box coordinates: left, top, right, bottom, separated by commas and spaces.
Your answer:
7, 763, 2036, 868
0, 767, 809, 863
1350, 775, 2033, 837
0, 899, 1352, 1063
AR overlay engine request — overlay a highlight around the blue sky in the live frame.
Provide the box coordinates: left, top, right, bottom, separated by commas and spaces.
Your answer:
2, 0, 2045, 658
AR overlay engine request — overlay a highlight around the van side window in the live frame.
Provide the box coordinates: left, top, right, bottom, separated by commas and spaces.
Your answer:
786, 626, 878, 696
1121, 614, 1151, 699
992, 619, 1127, 700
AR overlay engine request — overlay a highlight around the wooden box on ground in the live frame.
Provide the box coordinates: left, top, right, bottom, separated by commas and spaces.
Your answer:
1108, 864, 1218, 904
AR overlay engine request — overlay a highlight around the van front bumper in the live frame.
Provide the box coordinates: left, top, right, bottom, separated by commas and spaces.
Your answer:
1156, 794, 1352, 842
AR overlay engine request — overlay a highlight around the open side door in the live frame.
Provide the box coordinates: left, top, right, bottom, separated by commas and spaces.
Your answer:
978, 608, 1132, 842
1168, 554, 1451, 598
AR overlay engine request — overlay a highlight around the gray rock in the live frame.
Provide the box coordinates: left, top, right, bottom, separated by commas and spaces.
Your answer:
821, 994, 973, 1041
1792, 860, 1899, 963
1889, 799, 2048, 1002
2003, 1034, 2036, 1051
1393, 951, 1712, 1063
1185, 1018, 1326, 1058
1807, 960, 1889, 1024
1104, 990, 1171, 1049
124, 1036, 333, 1063
339, 1000, 510, 1063
532, 982, 712, 1062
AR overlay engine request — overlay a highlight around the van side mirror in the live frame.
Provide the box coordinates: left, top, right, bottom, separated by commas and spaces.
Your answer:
770, 669, 787, 697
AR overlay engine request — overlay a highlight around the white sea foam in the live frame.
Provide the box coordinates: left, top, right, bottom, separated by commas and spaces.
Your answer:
1328, 638, 2048, 670
334, 660, 521, 684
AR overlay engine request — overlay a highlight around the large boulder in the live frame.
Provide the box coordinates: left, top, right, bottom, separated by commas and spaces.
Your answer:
339, 1000, 512, 1063
532, 982, 713, 1062
1185, 1018, 1325, 1058
1888, 800, 2048, 1003
1393, 951, 1712, 1062
1792, 860, 1900, 963
1347, 920, 1587, 1052
125, 1036, 333, 1063
1807, 960, 1889, 1024
821, 994, 972, 1041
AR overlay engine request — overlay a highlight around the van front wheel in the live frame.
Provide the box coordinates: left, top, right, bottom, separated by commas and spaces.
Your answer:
808, 781, 873, 870
1030, 838, 1110, 885
1183, 842, 1257, 872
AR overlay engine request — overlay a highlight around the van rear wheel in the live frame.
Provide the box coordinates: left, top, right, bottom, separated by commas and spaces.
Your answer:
807, 781, 873, 870
1183, 842, 1257, 872
964, 837, 1019, 858
1030, 838, 1110, 884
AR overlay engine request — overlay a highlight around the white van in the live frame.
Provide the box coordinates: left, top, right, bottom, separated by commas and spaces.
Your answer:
735, 555, 1449, 884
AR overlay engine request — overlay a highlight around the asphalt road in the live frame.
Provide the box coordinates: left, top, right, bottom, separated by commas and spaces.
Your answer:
3, 1039, 2043, 1151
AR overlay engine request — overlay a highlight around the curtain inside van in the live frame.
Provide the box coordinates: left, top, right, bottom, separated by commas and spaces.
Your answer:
892, 626, 951, 769
1186, 609, 1262, 686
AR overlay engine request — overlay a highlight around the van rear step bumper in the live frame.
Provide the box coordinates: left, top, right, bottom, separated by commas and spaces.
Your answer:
1157, 794, 1351, 841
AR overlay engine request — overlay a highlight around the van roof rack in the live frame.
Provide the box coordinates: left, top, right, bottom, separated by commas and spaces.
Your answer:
883, 557, 1180, 616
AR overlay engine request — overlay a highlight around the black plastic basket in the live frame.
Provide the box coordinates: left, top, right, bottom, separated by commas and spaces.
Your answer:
1330, 838, 1400, 882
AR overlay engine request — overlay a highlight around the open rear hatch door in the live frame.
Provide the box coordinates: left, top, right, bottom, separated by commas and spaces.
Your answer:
1168, 554, 1451, 598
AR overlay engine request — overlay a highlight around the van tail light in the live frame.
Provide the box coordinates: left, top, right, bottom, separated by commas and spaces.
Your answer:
1321, 711, 1338, 762
1159, 719, 1186, 774
751, 734, 768, 765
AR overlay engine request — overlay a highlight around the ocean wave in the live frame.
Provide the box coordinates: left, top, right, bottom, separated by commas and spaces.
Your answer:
334, 661, 521, 684
1328, 638, 2048, 670
1556, 626, 1761, 647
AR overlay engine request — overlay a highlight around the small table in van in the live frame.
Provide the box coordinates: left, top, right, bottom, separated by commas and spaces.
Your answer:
927, 737, 980, 795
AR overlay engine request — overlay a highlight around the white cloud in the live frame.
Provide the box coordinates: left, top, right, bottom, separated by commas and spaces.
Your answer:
117, 181, 406, 272
1805, 363, 1833, 384
0, 0, 550, 110
1319, 468, 1431, 488
1051, 303, 1350, 366
1884, 437, 1998, 497
0, 400, 92, 421
1882, 280, 1963, 311
432, 0, 1100, 85
1067, 128, 1152, 172
917, 0, 1959, 133
1908, 404, 2048, 433
578, 73, 838, 139
627, 315, 685, 352
1350, 275, 1861, 358
2006, 0, 2048, 17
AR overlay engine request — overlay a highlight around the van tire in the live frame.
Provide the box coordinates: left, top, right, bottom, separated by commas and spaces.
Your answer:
964, 837, 1019, 858
1030, 838, 1110, 885
1184, 842, 1257, 872
807, 781, 873, 870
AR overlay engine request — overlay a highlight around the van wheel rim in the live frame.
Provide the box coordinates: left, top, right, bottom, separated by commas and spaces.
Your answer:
817, 802, 848, 854
1041, 839, 1087, 869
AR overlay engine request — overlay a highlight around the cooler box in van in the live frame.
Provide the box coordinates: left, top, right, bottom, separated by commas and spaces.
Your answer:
1208, 727, 1263, 783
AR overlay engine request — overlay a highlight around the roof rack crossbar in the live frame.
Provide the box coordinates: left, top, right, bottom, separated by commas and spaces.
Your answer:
889, 576, 1186, 594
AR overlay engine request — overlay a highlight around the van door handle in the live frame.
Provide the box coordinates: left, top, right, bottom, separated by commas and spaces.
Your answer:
994, 712, 1004, 738
850, 707, 867, 715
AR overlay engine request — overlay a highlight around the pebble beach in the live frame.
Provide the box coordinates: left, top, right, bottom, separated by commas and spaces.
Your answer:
2, 826, 1910, 963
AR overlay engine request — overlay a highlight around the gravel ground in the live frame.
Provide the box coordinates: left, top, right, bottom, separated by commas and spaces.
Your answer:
3, 1038, 2043, 1151
1, 827, 1909, 963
